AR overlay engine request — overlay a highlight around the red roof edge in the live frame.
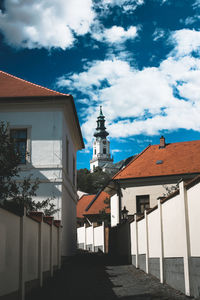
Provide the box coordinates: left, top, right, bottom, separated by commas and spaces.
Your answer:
112, 144, 151, 180
0, 70, 68, 97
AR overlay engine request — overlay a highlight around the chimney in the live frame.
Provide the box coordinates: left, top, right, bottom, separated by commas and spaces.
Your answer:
159, 136, 166, 148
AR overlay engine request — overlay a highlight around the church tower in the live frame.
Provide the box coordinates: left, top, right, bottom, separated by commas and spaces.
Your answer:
90, 106, 113, 172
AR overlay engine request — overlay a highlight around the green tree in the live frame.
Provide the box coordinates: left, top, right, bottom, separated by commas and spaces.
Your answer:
77, 167, 111, 194
0, 122, 58, 215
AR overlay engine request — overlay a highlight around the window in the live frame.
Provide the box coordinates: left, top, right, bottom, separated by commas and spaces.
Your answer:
10, 129, 27, 164
136, 195, 150, 214
66, 137, 69, 174
94, 148, 96, 155
103, 147, 106, 154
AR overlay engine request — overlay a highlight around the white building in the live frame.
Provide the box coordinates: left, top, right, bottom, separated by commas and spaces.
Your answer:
0, 70, 84, 258
90, 106, 113, 173
104, 136, 200, 227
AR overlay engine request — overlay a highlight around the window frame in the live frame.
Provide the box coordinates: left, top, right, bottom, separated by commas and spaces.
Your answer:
9, 125, 31, 165
136, 195, 150, 214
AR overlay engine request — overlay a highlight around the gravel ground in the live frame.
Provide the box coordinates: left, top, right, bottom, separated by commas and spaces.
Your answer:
26, 252, 194, 300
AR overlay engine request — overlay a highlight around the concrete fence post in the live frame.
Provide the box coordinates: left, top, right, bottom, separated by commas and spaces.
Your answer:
134, 216, 139, 268
19, 208, 26, 300
50, 223, 53, 277
92, 223, 95, 252
145, 210, 149, 274
58, 225, 62, 269
179, 181, 191, 296
84, 223, 87, 250
38, 215, 44, 287
102, 222, 105, 253
158, 199, 164, 283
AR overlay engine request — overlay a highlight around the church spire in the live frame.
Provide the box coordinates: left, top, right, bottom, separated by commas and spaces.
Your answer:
94, 106, 109, 138
90, 106, 113, 172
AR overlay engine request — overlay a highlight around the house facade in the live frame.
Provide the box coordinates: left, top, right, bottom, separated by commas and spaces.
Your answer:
0, 70, 84, 257
105, 136, 200, 227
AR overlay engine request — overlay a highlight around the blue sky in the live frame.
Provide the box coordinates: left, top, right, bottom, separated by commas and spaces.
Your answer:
1, 0, 200, 169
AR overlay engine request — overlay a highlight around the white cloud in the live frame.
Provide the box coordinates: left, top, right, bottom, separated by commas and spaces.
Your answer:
193, 0, 200, 9
92, 25, 138, 44
170, 29, 200, 56
57, 27, 200, 146
111, 149, 122, 154
152, 28, 165, 41
0, 0, 95, 49
101, 0, 144, 12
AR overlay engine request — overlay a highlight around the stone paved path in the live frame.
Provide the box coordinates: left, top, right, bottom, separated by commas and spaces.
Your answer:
26, 252, 193, 300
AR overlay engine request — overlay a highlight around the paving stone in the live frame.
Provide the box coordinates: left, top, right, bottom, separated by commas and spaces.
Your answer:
26, 252, 194, 300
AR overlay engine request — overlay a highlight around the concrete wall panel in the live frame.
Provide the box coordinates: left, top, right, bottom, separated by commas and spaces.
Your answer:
138, 254, 146, 272
42, 223, 51, 272
0, 209, 20, 296
164, 258, 185, 293
149, 258, 160, 279
138, 219, 146, 254
148, 209, 160, 258
25, 217, 39, 282
162, 195, 185, 257
187, 184, 200, 256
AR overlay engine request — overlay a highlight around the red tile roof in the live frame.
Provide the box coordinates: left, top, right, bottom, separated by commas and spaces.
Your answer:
0, 70, 67, 98
77, 194, 95, 218
84, 191, 110, 215
113, 140, 200, 180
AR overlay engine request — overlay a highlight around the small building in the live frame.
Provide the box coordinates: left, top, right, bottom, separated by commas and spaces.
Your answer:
77, 191, 110, 226
0, 70, 84, 258
105, 136, 200, 227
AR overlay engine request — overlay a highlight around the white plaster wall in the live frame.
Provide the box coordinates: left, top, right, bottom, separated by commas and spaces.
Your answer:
148, 209, 160, 258
187, 183, 200, 256
42, 223, 51, 272
61, 184, 77, 256
121, 184, 173, 215
0, 104, 80, 259
52, 226, 58, 266
94, 225, 103, 247
0, 108, 63, 219
62, 185, 77, 256
111, 194, 119, 227
0, 110, 62, 167
25, 217, 39, 282
162, 195, 185, 257
86, 226, 93, 246
0, 209, 20, 296
137, 218, 146, 254
62, 110, 77, 257
77, 226, 85, 245
130, 221, 137, 255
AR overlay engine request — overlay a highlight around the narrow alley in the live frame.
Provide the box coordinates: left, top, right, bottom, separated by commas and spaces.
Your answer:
26, 251, 191, 300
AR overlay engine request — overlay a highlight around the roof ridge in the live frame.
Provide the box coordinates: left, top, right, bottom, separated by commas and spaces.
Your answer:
0, 70, 69, 97
112, 144, 151, 180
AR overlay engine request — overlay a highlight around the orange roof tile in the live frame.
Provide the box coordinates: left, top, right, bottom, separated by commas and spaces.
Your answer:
84, 191, 110, 215
77, 194, 95, 218
0, 70, 67, 98
114, 140, 200, 180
